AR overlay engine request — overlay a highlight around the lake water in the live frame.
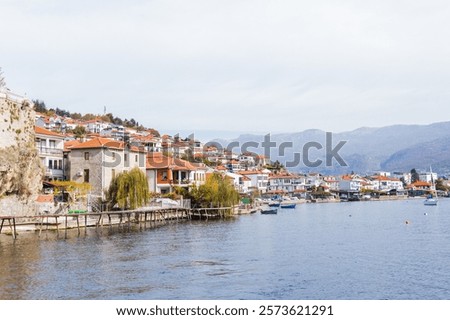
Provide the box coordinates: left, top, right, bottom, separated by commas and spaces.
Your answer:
1, 198, 450, 300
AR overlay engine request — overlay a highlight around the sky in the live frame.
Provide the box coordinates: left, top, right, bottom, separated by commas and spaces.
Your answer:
1, 0, 450, 139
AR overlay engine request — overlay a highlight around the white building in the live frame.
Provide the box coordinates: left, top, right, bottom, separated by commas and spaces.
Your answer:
35, 126, 65, 180
419, 172, 438, 183
268, 174, 306, 193
370, 176, 404, 191
338, 175, 363, 191
239, 169, 270, 193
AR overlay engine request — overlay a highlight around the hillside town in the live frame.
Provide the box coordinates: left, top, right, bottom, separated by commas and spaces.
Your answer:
31, 97, 450, 212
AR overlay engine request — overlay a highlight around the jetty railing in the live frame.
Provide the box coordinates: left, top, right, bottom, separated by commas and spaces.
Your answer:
0, 206, 232, 239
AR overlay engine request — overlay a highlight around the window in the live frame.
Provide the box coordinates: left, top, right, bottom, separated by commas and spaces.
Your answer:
49, 140, 56, 149
124, 154, 128, 161
84, 152, 89, 160
162, 171, 167, 181
135, 155, 138, 162
58, 160, 63, 170
83, 169, 90, 183
48, 160, 53, 169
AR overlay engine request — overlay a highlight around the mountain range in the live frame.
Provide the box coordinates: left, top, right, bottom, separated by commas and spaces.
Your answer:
213, 121, 450, 175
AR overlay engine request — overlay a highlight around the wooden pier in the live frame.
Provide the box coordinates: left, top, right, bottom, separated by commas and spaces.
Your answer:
0, 206, 232, 239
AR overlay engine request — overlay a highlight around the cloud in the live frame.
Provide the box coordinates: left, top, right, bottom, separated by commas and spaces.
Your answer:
1, 0, 450, 134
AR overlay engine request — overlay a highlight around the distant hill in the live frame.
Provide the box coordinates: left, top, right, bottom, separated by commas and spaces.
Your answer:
381, 135, 450, 173
214, 121, 450, 174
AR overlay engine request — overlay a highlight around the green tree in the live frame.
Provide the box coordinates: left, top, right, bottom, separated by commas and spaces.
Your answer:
435, 179, 448, 192
106, 167, 150, 210
71, 112, 82, 120
184, 172, 239, 209
73, 125, 87, 140
81, 113, 96, 121
33, 99, 48, 113
411, 168, 420, 183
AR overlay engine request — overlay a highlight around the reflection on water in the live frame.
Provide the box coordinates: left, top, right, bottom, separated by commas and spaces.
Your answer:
1, 199, 450, 300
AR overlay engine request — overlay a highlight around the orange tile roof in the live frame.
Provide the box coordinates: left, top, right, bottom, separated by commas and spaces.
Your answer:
239, 170, 263, 175
64, 140, 82, 151
36, 194, 54, 203
35, 126, 65, 138
69, 137, 144, 152
411, 181, 431, 187
372, 176, 401, 181
146, 153, 199, 171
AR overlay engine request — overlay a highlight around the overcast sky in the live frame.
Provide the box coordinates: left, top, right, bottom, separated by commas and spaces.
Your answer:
2, 0, 450, 139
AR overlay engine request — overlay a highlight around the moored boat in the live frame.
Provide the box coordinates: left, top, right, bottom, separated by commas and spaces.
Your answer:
424, 167, 438, 206
424, 195, 438, 206
280, 203, 296, 209
268, 201, 281, 207
261, 207, 278, 214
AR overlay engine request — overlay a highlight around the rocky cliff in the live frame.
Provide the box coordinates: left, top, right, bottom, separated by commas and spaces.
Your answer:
0, 89, 43, 216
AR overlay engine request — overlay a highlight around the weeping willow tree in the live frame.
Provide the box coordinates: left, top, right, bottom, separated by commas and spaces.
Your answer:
186, 172, 240, 209
106, 167, 150, 210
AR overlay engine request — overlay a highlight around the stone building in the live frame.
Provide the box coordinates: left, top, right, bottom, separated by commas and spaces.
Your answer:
67, 137, 146, 199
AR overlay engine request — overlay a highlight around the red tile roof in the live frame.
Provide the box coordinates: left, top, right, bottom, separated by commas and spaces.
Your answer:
64, 140, 82, 151
146, 153, 200, 171
35, 126, 65, 138
69, 137, 145, 152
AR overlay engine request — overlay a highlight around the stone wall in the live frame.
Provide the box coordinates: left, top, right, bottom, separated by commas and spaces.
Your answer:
0, 90, 43, 216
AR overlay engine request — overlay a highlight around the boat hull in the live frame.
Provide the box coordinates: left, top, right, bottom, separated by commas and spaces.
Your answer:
261, 209, 278, 214
424, 199, 438, 206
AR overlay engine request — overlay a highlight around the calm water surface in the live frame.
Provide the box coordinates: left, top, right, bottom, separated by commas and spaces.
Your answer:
1, 199, 450, 300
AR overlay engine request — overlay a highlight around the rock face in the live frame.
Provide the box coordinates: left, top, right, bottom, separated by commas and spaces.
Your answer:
0, 89, 43, 216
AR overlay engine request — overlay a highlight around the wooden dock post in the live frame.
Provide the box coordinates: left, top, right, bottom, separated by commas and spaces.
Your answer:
0, 218, 5, 235
55, 216, 59, 234
38, 216, 44, 237
76, 215, 80, 235
64, 215, 68, 238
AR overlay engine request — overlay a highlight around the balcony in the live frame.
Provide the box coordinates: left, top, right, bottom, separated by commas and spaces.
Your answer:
37, 147, 64, 156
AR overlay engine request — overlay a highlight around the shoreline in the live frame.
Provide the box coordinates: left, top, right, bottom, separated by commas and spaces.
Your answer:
0, 196, 444, 239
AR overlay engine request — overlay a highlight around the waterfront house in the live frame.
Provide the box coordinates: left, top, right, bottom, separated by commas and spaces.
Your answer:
338, 175, 363, 192
67, 137, 146, 199
407, 181, 432, 197
322, 176, 340, 191
146, 152, 207, 194
268, 173, 307, 194
239, 170, 270, 194
370, 175, 404, 192
35, 126, 65, 181
224, 172, 251, 194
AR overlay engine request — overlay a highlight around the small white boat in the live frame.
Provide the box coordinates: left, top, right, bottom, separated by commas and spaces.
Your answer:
424, 167, 438, 206
424, 195, 438, 206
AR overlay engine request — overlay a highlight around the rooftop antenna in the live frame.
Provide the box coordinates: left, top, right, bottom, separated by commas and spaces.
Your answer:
0, 67, 6, 88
